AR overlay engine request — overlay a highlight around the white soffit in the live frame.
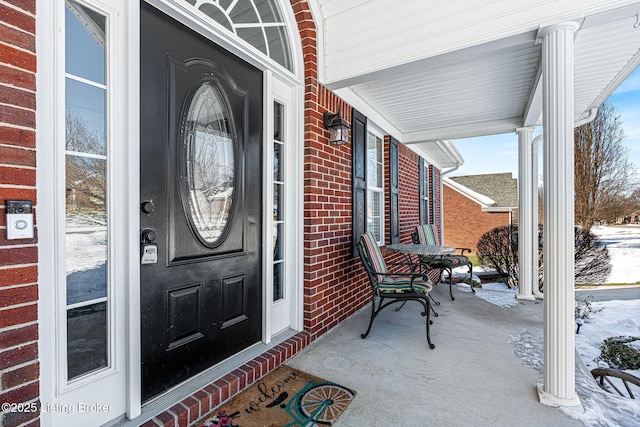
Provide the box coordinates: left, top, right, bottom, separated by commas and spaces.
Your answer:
317, 0, 640, 86
574, 13, 640, 117
349, 33, 540, 142
309, 0, 640, 147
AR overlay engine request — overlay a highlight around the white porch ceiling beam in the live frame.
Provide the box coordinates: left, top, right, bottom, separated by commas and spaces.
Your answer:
522, 64, 543, 127
402, 118, 522, 144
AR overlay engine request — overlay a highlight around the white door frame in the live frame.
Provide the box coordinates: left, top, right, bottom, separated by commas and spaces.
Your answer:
38, 0, 304, 423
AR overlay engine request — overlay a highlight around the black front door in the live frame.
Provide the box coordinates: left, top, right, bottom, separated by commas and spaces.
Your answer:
140, 4, 263, 401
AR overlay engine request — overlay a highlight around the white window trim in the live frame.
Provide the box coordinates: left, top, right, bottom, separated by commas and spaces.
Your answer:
263, 71, 304, 342
38, 0, 137, 424
367, 126, 385, 245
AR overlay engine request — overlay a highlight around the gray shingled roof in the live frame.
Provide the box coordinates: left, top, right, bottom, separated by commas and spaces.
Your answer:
449, 173, 518, 209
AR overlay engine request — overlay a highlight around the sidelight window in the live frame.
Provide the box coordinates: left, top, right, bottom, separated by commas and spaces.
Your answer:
64, 0, 109, 381
273, 101, 285, 301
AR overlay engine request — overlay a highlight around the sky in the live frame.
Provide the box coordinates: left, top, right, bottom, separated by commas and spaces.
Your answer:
449, 66, 640, 181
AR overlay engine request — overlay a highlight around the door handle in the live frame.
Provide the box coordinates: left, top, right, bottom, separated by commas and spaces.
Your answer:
140, 228, 158, 264
140, 228, 157, 244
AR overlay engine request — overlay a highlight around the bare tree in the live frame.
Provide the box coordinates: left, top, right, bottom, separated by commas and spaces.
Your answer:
65, 111, 107, 216
574, 101, 635, 231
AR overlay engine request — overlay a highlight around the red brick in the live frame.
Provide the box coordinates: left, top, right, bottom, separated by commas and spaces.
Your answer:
7, 0, 36, 14
0, 324, 37, 349
0, 4, 35, 34
0, 266, 37, 287
155, 410, 175, 427
0, 22, 35, 51
1, 403, 39, 427
0, 65, 35, 91
168, 404, 188, 427
179, 396, 200, 424
0, 381, 38, 405
212, 378, 230, 403
2, 361, 39, 389
0, 188, 37, 205
0, 85, 35, 111
0, 246, 37, 266
0, 166, 35, 186
0, 303, 37, 328
0, 284, 37, 308
0, 125, 36, 149
192, 390, 210, 415
443, 183, 511, 254
0, 104, 36, 128
0, 145, 36, 167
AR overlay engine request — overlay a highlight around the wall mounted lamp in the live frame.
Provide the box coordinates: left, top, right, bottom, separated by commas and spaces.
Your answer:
323, 107, 350, 145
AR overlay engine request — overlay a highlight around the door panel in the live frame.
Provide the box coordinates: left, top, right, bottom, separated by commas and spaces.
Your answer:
140, 3, 262, 401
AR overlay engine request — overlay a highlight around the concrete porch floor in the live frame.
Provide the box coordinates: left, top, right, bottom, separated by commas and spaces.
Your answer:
288, 283, 586, 427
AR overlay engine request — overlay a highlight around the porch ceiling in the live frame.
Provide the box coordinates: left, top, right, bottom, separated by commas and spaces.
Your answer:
308, 0, 640, 167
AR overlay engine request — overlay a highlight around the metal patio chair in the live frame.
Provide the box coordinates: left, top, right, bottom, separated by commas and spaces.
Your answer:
357, 231, 435, 349
411, 224, 474, 300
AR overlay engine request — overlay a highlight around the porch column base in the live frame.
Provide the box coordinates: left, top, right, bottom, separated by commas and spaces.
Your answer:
516, 293, 536, 301
537, 383, 581, 408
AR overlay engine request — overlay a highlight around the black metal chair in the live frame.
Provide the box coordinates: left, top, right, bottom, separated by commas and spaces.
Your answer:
411, 224, 474, 300
591, 368, 640, 399
357, 231, 435, 349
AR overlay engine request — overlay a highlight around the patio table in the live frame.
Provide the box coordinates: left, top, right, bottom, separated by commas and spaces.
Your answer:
385, 243, 456, 272
385, 244, 455, 257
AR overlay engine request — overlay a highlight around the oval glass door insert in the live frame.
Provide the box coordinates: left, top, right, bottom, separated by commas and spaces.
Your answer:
183, 81, 236, 246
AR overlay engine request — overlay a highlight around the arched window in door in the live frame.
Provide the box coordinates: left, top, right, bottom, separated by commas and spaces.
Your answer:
185, 0, 293, 71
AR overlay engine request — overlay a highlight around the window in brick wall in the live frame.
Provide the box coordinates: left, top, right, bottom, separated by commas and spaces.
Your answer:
419, 158, 431, 225
367, 128, 384, 243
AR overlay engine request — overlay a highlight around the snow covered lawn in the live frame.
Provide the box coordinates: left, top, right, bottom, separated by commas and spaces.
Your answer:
459, 224, 640, 425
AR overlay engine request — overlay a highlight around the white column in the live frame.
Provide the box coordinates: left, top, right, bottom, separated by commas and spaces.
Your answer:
532, 135, 543, 299
516, 127, 535, 300
538, 22, 581, 407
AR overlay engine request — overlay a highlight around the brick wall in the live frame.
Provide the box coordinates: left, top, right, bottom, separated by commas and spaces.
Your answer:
396, 143, 421, 243
0, 1, 40, 427
292, 0, 369, 338
292, 0, 442, 338
443, 183, 511, 254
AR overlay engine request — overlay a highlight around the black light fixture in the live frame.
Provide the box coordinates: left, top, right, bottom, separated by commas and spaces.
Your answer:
323, 106, 350, 145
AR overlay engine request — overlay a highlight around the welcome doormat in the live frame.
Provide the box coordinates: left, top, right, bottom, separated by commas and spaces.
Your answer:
199, 365, 356, 427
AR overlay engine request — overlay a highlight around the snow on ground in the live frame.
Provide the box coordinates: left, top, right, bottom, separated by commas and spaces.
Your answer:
465, 224, 640, 425
592, 224, 640, 284
575, 298, 640, 379
570, 298, 640, 426
456, 280, 520, 308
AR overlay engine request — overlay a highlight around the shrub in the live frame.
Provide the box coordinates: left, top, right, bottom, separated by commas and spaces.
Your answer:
476, 225, 519, 287
575, 296, 604, 320
574, 296, 604, 334
476, 224, 611, 288
599, 336, 640, 370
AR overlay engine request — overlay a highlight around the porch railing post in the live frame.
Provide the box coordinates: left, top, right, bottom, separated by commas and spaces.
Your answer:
538, 22, 581, 407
